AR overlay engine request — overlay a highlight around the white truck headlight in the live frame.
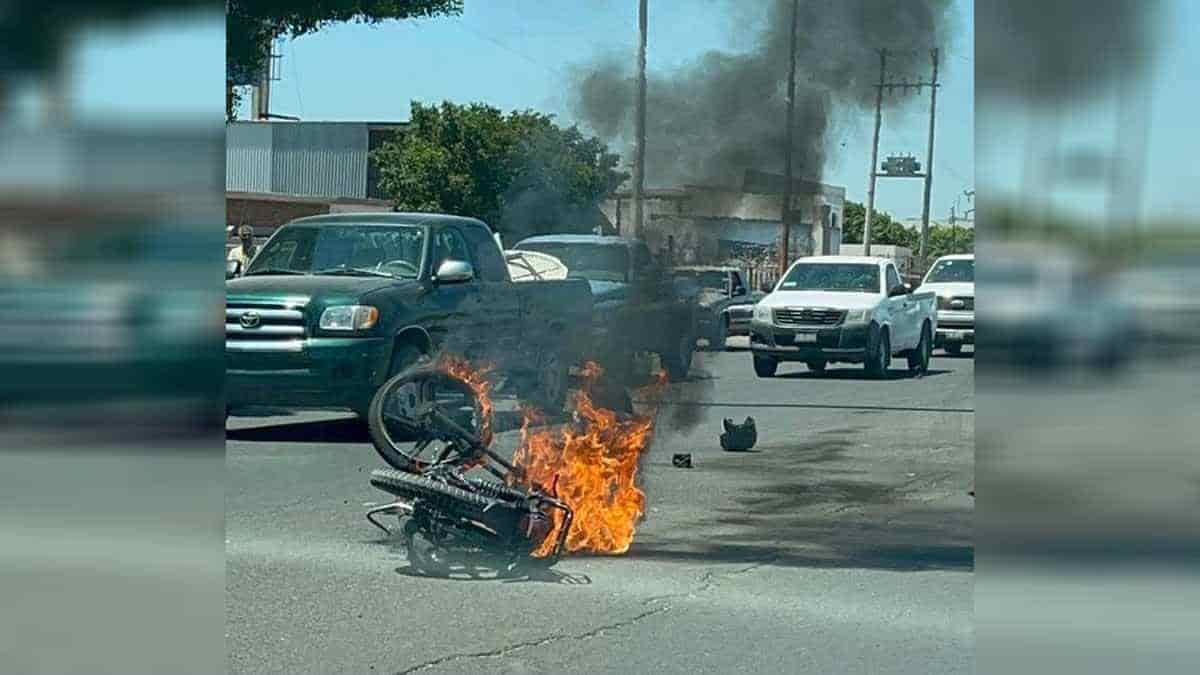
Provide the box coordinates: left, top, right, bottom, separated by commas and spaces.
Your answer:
319, 305, 379, 331
753, 304, 773, 323
845, 308, 874, 324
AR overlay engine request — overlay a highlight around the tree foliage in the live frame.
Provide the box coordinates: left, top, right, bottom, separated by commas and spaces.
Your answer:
842, 200, 973, 260
1, 2, 210, 77
372, 101, 628, 235
226, 1, 462, 92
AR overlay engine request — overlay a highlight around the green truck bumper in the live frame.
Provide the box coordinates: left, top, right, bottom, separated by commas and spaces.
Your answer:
226, 337, 391, 414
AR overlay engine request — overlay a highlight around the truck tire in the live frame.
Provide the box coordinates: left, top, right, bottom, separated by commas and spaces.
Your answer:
805, 359, 827, 373
709, 316, 728, 352
753, 354, 778, 378
865, 328, 891, 379
662, 330, 695, 381
907, 323, 932, 375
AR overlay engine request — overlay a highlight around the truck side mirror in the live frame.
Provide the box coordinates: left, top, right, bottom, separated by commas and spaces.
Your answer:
435, 259, 474, 284
226, 259, 242, 279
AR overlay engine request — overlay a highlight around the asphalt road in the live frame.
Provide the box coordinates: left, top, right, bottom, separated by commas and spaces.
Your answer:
226, 340, 975, 674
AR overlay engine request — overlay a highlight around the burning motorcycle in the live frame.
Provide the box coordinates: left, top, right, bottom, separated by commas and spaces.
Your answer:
364, 359, 574, 575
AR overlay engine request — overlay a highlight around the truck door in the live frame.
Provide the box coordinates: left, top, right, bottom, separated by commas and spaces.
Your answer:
461, 224, 522, 362
884, 262, 914, 350
425, 226, 484, 360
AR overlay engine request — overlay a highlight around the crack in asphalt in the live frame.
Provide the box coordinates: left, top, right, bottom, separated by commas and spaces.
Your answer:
393, 605, 673, 675
394, 557, 777, 674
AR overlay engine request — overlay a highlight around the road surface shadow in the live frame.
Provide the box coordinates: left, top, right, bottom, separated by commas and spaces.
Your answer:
227, 417, 369, 443
936, 349, 975, 360
227, 410, 532, 443
776, 367, 953, 380
637, 432, 973, 573
392, 563, 593, 585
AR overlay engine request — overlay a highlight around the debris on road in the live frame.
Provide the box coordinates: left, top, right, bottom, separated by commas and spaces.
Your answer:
720, 416, 757, 451
672, 453, 693, 468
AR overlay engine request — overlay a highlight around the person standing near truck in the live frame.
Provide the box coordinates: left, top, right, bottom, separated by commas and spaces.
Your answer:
227, 225, 258, 267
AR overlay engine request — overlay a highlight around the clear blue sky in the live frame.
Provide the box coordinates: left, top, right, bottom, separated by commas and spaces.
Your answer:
70, 3, 979, 221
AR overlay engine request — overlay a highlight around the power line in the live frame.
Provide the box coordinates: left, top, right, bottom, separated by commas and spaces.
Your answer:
450, 19, 567, 77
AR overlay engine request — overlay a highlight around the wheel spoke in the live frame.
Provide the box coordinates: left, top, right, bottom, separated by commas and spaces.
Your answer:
410, 438, 433, 459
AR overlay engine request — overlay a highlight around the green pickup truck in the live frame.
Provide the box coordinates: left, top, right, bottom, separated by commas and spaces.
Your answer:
225, 213, 593, 419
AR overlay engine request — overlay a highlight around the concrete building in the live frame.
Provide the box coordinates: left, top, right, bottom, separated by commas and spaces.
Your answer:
600, 170, 845, 268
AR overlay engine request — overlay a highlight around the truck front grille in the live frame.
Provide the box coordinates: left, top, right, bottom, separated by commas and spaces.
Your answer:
773, 307, 845, 327
226, 302, 307, 346
939, 296, 974, 311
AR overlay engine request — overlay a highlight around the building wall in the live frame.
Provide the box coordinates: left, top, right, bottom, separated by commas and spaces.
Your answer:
226, 123, 272, 194
600, 181, 844, 264
227, 122, 405, 201
271, 123, 369, 199
226, 196, 329, 232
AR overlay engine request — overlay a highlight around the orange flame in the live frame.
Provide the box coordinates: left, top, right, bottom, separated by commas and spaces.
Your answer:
514, 361, 665, 557
438, 354, 496, 448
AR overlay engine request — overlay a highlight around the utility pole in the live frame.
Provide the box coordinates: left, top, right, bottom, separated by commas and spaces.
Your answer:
863, 49, 886, 256
632, 0, 649, 240
779, 0, 799, 276
918, 48, 939, 271
251, 36, 281, 120
949, 204, 956, 254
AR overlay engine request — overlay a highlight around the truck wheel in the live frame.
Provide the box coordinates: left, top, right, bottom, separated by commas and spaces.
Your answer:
753, 354, 778, 378
865, 328, 891, 379
805, 360, 827, 373
945, 342, 962, 356
709, 317, 728, 352
908, 323, 932, 375
662, 331, 695, 381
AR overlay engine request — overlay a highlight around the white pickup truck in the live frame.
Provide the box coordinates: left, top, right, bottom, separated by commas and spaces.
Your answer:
749, 256, 937, 378
919, 253, 974, 354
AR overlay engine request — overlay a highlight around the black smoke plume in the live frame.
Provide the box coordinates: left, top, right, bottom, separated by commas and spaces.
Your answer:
570, 0, 954, 190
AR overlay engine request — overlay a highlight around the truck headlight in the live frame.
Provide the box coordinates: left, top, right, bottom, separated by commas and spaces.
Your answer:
319, 305, 379, 331
753, 304, 772, 323
845, 308, 873, 324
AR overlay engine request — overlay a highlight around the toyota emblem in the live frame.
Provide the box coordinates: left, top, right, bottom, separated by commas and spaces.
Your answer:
240, 311, 261, 329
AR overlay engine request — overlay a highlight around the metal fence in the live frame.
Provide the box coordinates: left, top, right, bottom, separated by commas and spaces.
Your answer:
746, 265, 779, 293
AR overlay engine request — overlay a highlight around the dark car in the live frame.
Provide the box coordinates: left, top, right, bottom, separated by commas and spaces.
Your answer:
225, 213, 593, 418
671, 265, 762, 350
512, 235, 698, 380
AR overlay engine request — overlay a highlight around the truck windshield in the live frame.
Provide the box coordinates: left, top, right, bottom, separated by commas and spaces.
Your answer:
778, 263, 879, 293
515, 243, 628, 282
925, 258, 974, 283
245, 225, 425, 278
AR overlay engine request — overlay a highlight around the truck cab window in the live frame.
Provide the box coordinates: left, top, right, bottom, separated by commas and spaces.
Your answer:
461, 226, 508, 282
433, 227, 473, 273
885, 265, 901, 294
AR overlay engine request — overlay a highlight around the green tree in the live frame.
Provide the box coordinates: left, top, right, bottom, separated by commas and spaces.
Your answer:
927, 223, 974, 258
372, 101, 627, 235
842, 200, 917, 249
226, 1, 462, 118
